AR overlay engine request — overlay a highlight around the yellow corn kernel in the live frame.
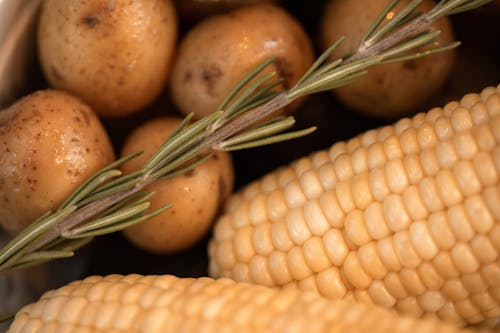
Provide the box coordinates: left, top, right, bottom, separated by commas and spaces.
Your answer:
418, 262, 445, 290
208, 85, 500, 327
252, 223, 273, 256
358, 241, 388, 280
315, 267, 347, 299
268, 251, 292, 285
384, 272, 409, 300
351, 146, 369, 174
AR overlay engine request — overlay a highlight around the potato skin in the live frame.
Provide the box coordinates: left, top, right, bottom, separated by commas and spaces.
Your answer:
321, 0, 456, 118
120, 117, 234, 254
38, 0, 177, 118
169, 4, 314, 119
174, 0, 277, 24
0, 90, 115, 234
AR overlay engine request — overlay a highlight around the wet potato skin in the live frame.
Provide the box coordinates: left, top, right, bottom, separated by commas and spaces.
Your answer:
37, 0, 178, 118
174, 0, 277, 24
169, 3, 315, 120
120, 116, 234, 254
0, 89, 115, 234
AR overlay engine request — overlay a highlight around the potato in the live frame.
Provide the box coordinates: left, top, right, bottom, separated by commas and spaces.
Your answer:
169, 4, 314, 120
0, 90, 115, 234
120, 116, 234, 254
37, 0, 178, 118
174, 0, 277, 24
321, 0, 456, 118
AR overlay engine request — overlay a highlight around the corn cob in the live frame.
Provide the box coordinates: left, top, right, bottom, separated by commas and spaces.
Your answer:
208, 84, 500, 328
7, 273, 485, 333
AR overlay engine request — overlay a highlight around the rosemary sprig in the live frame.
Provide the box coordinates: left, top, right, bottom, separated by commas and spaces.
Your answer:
0, 0, 492, 280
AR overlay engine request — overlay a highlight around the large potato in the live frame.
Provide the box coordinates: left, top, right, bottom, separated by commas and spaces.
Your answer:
321, 0, 456, 118
0, 90, 115, 234
169, 4, 314, 119
37, 0, 177, 118
120, 116, 234, 253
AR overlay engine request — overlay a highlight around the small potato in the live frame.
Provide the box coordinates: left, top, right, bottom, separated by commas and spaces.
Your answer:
120, 116, 234, 254
169, 4, 314, 119
0, 90, 115, 234
38, 0, 178, 118
321, 0, 456, 118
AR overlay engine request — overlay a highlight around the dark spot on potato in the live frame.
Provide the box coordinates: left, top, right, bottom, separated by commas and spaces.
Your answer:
210, 33, 221, 41
183, 71, 192, 83
51, 66, 64, 82
403, 60, 418, 71
77, 108, 91, 126
185, 169, 196, 177
197, 209, 203, 215
374, 74, 386, 86
27, 177, 37, 191
201, 64, 222, 97
82, 15, 99, 28
71, 137, 79, 142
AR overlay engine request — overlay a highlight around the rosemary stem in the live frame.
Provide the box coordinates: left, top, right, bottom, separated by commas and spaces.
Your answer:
347, 13, 432, 64
207, 93, 292, 148
28, 182, 147, 253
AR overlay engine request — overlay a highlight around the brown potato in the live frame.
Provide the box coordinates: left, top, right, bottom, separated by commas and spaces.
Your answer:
37, 0, 178, 118
174, 0, 277, 24
321, 0, 456, 118
0, 90, 115, 234
169, 4, 314, 120
120, 116, 234, 253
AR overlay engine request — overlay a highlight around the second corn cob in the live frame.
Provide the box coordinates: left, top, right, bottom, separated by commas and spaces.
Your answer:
208, 84, 500, 328
8, 274, 482, 333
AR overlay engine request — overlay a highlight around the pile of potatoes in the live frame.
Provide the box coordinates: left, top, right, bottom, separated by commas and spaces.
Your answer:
1, 0, 493, 263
